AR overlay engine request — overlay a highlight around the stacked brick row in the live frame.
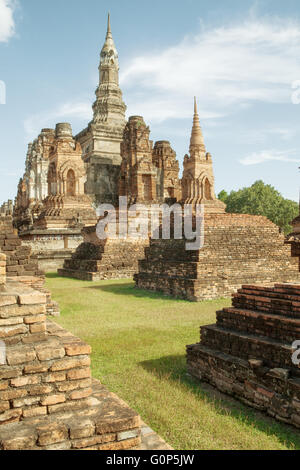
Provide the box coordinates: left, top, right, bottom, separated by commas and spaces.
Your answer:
0, 258, 141, 450
0, 216, 43, 278
187, 283, 300, 428
135, 214, 300, 300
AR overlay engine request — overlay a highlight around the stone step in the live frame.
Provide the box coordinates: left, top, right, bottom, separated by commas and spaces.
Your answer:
58, 268, 136, 281
0, 380, 141, 450
66, 258, 138, 272
233, 286, 300, 318
216, 307, 300, 343
200, 324, 299, 373
137, 260, 198, 279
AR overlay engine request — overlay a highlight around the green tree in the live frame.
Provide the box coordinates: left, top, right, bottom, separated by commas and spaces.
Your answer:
218, 180, 298, 234
217, 190, 228, 204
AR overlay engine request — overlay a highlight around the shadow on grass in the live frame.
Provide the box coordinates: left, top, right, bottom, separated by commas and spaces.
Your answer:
83, 282, 189, 302
140, 354, 300, 450
46, 272, 61, 279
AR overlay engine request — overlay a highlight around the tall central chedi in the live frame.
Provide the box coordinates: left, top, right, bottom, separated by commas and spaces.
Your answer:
76, 14, 127, 206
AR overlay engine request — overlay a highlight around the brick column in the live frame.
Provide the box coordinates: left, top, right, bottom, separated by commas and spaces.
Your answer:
0, 253, 6, 287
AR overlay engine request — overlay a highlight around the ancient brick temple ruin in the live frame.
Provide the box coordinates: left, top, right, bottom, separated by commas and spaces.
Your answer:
187, 214, 300, 428
76, 13, 127, 207
0, 253, 141, 450
13, 16, 183, 275
134, 103, 300, 300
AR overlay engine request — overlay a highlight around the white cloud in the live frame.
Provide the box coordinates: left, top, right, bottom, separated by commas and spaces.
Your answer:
120, 17, 300, 122
240, 150, 300, 166
0, 0, 16, 43
24, 101, 92, 140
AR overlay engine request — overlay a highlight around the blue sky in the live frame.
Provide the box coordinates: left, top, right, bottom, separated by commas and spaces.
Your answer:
1, 0, 300, 203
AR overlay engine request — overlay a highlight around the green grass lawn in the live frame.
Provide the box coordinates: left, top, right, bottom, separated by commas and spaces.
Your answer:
46, 273, 300, 450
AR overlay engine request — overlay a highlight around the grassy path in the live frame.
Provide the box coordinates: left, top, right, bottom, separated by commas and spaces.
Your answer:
46, 274, 300, 450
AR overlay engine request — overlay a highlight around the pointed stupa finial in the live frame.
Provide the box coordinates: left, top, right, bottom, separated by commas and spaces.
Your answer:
190, 97, 206, 154
100, 12, 117, 59
194, 96, 198, 115
107, 13, 111, 34
106, 12, 112, 39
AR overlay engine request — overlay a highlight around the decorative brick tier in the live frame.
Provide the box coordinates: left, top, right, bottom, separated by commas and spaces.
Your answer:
135, 214, 300, 300
187, 283, 300, 428
0, 268, 141, 450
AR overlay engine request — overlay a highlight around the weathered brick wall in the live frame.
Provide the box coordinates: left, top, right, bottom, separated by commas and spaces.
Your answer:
135, 214, 300, 300
58, 216, 149, 281
187, 283, 300, 428
0, 216, 43, 278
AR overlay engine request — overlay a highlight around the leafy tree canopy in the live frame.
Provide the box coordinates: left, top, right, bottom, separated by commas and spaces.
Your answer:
218, 180, 298, 234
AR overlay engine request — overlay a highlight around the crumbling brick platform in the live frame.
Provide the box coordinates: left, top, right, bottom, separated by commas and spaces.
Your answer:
135, 214, 300, 301
187, 283, 300, 428
0, 257, 141, 450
